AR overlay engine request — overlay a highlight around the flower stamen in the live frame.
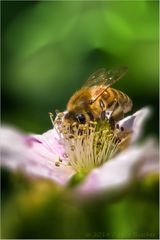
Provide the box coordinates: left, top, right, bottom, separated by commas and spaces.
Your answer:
53, 112, 130, 173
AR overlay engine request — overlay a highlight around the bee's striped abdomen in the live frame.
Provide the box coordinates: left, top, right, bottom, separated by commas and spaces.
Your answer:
102, 88, 132, 113
115, 89, 132, 113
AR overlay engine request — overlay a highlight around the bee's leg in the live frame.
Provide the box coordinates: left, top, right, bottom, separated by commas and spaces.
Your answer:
101, 111, 106, 121
111, 102, 124, 122
106, 101, 124, 129
105, 100, 117, 119
109, 116, 116, 130
117, 133, 132, 151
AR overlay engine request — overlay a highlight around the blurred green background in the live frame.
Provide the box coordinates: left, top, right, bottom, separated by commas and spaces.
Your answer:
1, 1, 159, 239
2, 0, 159, 135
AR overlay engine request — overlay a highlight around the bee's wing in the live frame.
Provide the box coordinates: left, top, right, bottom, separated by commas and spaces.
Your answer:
82, 66, 128, 104
83, 66, 128, 88
82, 68, 107, 87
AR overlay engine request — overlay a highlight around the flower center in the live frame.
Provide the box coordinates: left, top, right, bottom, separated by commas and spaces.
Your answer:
53, 112, 129, 173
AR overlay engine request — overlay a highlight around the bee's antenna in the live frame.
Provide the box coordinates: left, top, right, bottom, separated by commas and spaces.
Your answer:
48, 112, 54, 127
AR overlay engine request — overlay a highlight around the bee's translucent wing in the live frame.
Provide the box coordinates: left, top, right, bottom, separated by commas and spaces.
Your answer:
83, 66, 128, 88
82, 66, 128, 104
82, 68, 107, 87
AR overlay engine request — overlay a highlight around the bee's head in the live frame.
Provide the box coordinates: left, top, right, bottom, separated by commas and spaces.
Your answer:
55, 111, 95, 138
64, 111, 86, 125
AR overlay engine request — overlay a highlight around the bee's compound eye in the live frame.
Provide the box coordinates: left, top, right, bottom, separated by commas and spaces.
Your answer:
76, 114, 86, 124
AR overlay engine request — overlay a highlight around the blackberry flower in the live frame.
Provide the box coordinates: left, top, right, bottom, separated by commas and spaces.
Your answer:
1, 108, 158, 195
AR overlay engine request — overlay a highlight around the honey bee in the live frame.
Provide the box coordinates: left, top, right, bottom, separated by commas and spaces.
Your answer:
64, 66, 132, 129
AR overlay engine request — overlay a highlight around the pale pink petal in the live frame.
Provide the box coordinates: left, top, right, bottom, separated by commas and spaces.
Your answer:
135, 140, 159, 177
131, 107, 151, 142
0, 126, 75, 185
0, 126, 29, 169
30, 128, 68, 161
76, 139, 158, 195
0, 106, 156, 195
117, 107, 151, 142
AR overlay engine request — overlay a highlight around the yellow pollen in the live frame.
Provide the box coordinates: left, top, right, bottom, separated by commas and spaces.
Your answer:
55, 161, 60, 167
54, 114, 131, 173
